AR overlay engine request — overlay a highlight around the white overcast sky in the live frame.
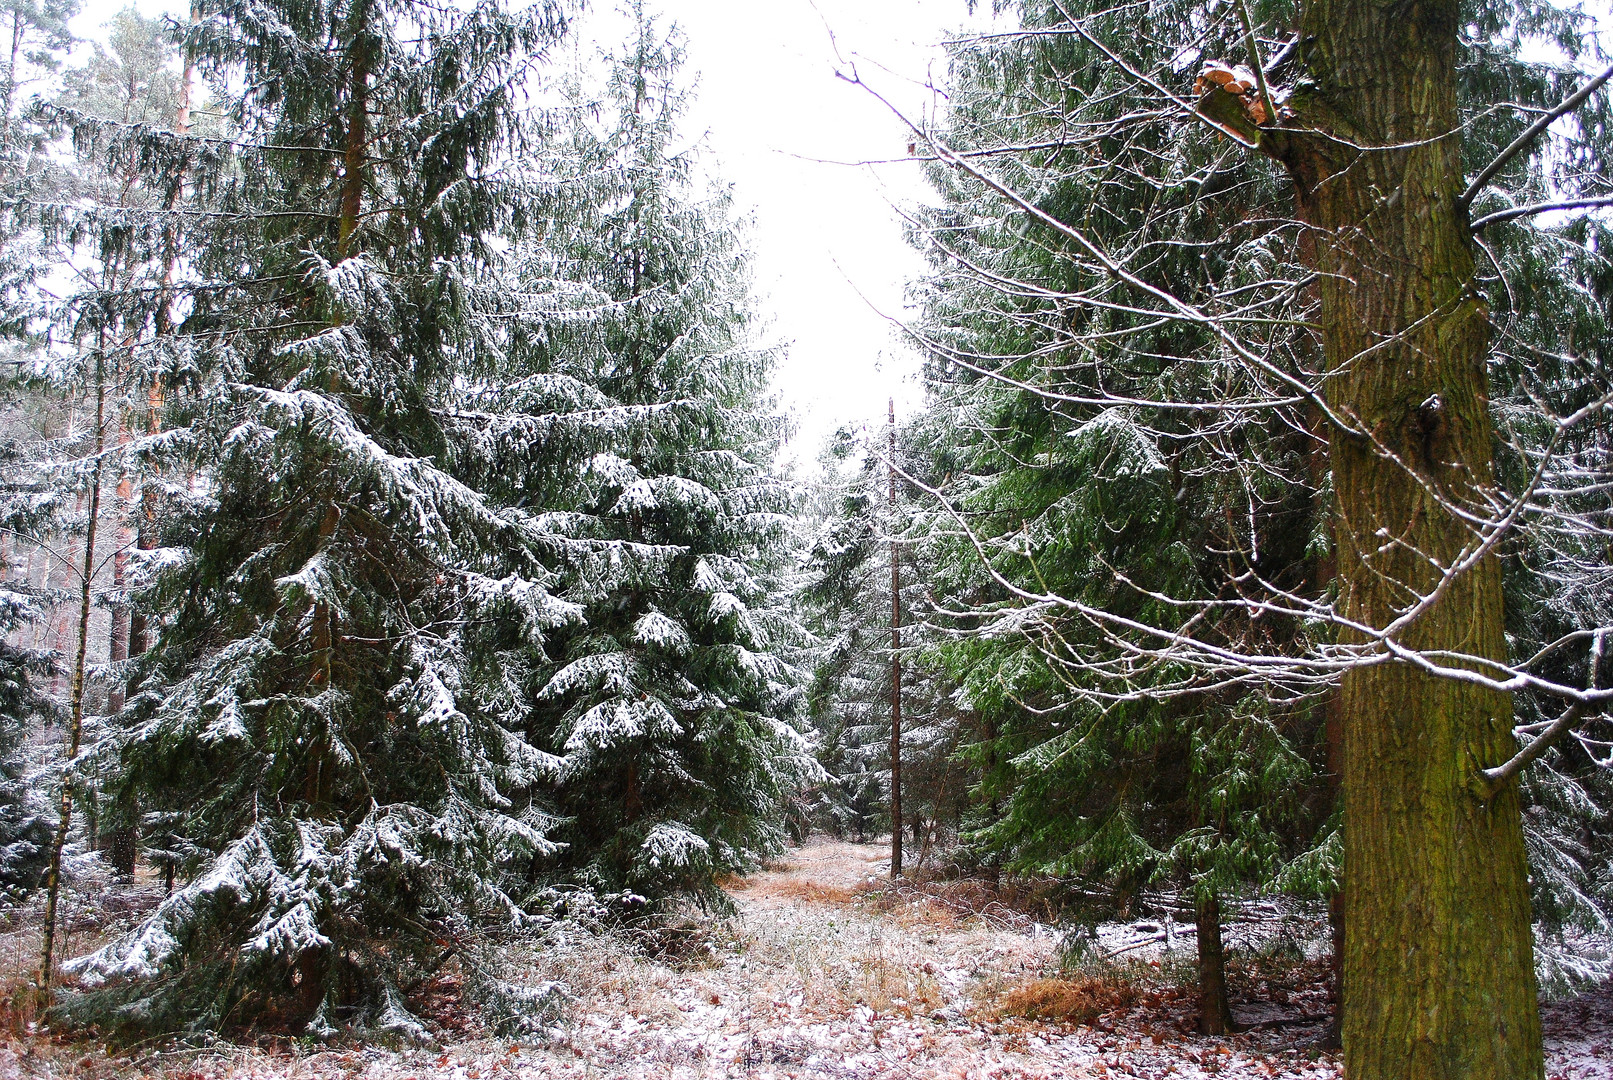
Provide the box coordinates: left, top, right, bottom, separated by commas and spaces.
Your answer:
590, 1, 1007, 464
70, 0, 1006, 468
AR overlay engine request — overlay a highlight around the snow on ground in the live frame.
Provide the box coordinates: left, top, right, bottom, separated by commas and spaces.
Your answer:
1, 840, 1609, 1078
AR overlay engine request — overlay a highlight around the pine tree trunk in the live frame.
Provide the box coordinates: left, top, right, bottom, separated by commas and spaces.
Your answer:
131, 24, 187, 662
1266, 0, 1542, 1074
108, 503, 129, 713
1195, 891, 1235, 1036
104, 425, 137, 880
128, 393, 160, 658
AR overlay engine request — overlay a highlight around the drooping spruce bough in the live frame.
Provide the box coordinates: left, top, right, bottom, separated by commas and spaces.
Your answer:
45, 0, 809, 1038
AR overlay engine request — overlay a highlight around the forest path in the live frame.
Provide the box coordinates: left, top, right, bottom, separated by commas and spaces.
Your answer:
4, 839, 1608, 1078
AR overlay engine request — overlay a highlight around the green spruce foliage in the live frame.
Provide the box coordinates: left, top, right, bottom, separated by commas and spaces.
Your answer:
799, 418, 972, 853
62, 0, 577, 1036
907, 0, 1613, 997
0, 436, 55, 901
50, 0, 809, 1038
503, 10, 813, 907
912, 0, 1331, 939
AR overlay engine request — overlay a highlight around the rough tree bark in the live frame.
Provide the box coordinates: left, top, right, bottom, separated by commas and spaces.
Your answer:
1255, 0, 1542, 1074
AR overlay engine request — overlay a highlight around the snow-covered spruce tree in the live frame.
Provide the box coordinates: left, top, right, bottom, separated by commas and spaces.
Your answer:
469, 9, 811, 909
0, 3, 77, 910
25, 5, 230, 990
52, 6, 194, 881
0, 0, 77, 342
0, 433, 57, 902
57, 0, 574, 1037
799, 432, 896, 842
906, 0, 1331, 1033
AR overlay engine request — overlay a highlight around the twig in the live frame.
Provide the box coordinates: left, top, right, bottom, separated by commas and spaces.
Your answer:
1240, 1011, 1332, 1032
1233, 0, 1277, 130
1479, 630, 1607, 798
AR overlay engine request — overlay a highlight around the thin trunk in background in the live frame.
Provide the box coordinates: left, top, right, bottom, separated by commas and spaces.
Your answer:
133, 10, 192, 655
888, 397, 902, 879
105, 428, 134, 879
36, 354, 108, 998
1195, 891, 1235, 1035
119, 5, 197, 874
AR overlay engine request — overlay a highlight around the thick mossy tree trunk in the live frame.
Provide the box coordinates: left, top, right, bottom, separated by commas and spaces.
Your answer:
1265, 0, 1541, 1075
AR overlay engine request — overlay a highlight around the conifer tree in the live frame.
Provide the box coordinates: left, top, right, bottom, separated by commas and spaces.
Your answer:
906, 0, 1613, 1067
0, 0, 75, 341
801, 432, 899, 842
905, 0, 1330, 1031
800, 419, 970, 855
60, 0, 572, 1036
480, 8, 812, 906
0, 435, 56, 901
47, 4, 193, 885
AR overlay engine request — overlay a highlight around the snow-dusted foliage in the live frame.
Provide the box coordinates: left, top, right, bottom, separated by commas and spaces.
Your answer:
904, 1, 1330, 920
900, 0, 1613, 983
0, 452, 55, 900
454, 10, 814, 907
54, 0, 811, 1037
796, 422, 971, 850
58, 0, 576, 1036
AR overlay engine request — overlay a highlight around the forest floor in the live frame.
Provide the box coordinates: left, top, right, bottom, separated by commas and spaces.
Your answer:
2, 839, 1610, 1079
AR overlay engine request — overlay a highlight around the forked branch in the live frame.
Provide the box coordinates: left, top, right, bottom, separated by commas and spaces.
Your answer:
1478, 629, 1608, 799
1460, 61, 1613, 208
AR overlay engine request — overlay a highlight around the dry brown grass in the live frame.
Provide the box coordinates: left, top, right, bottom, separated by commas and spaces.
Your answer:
837, 935, 947, 1017
746, 880, 858, 906
990, 975, 1139, 1026
854, 872, 1065, 931
0, 976, 45, 1038
498, 925, 710, 1027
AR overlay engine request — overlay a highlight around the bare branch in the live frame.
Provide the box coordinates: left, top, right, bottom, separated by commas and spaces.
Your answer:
1233, 0, 1278, 134
1479, 630, 1608, 798
1470, 195, 1613, 231
1459, 61, 1613, 208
